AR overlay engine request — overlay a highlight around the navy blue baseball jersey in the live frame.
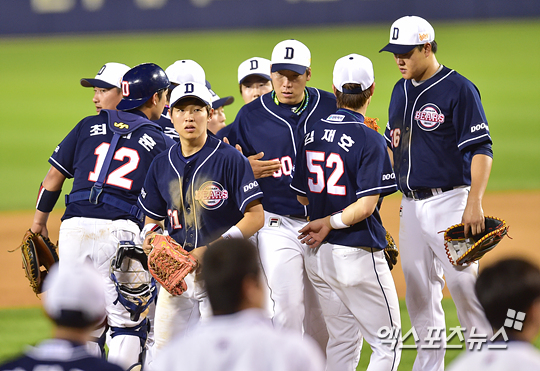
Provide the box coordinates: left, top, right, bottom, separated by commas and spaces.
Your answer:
384, 66, 492, 193
223, 88, 336, 217
155, 106, 180, 141
137, 134, 263, 251
50, 109, 175, 226
291, 109, 397, 249
0, 339, 124, 371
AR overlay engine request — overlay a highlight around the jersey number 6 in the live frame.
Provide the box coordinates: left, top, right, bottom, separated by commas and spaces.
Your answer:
306, 151, 345, 196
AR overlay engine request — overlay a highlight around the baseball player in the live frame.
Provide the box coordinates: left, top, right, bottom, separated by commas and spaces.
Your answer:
380, 16, 493, 371
447, 258, 540, 371
80, 62, 130, 113
291, 54, 401, 371
29, 63, 175, 370
221, 39, 337, 350
208, 86, 234, 134
238, 57, 273, 104
0, 264, 124, 371
153, 238, 325, 371
137, 82, 264, 351
156, 59, 208, 141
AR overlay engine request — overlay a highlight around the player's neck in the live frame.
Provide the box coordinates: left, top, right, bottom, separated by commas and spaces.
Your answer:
415, 57, 441, 82
53, 326, 91, 345
340, 105, 368, 117
180, 133, 207, 157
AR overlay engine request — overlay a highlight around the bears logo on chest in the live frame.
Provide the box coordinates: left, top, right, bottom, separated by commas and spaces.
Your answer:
414, 103, 445, 131
195, 181, 229, 210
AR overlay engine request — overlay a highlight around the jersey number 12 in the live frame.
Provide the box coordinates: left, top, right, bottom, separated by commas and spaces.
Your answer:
88, 142, 140, 190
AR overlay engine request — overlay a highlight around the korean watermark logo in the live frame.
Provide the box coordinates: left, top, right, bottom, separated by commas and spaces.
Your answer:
377, 308, 524, 350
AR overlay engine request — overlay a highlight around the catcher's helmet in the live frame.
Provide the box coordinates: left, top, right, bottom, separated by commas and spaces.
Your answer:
117, 63, 170, 111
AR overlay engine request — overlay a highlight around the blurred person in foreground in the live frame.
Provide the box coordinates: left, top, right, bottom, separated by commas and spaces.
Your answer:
0, 263, 123, 371
447, 258, 540, 371
153, 238, 325, 371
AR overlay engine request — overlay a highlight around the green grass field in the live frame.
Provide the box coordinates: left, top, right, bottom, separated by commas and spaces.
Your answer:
1, 19, 539, 370
0, 19, 539, 211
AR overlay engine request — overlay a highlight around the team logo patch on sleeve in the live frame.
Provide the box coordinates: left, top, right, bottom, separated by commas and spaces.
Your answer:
195, 181, 228, 210
414, 103, 445, 131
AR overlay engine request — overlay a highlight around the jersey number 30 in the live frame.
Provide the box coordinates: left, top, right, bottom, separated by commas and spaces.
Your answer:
88, 143, 140, 190
306, 151, 345, 195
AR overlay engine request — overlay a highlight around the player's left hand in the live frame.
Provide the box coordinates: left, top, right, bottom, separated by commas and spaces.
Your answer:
298, 216, 332, 248
462, 199, 485, 237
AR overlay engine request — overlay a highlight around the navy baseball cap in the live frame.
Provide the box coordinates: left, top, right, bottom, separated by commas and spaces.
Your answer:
209, 88, 234, 109
271, 39, 311, 75
379, 16, 435, 54
80, 62, 130, 89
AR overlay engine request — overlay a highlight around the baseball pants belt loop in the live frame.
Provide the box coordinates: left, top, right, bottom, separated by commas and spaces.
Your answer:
405, 186, 455, 201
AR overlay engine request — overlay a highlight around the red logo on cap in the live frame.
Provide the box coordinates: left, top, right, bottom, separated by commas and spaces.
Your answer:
419, 33, 430, 41
122, 81, 130, 97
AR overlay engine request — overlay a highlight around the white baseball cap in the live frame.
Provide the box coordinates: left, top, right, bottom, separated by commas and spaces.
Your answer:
379, 16, 435, 54
333, 54, 374, 93
209, 88, 234, 109
43, 263, 106, 328
170, 82, 213, 108
80, 62, 130, 89
165, 60, 206, 86
271, 39, 311, 75
238, 57, 271, 84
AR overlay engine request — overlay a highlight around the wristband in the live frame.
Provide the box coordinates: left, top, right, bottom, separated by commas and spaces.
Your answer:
329, 212, 350, 229
36, 183, 61, 213
221, 225, 244, 240
140, 223, 163, 241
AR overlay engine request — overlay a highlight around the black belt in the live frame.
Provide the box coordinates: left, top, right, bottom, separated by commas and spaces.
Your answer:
404, 187, 456, 201
286, 214, 308, 220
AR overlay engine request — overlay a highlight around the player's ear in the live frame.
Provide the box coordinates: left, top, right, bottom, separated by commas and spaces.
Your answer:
208, 107, 214, 120
305, 67, 312, 82
370, 82, 375, 97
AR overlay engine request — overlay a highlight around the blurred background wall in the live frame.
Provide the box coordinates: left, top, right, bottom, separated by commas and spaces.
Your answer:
1, 0, 539, 36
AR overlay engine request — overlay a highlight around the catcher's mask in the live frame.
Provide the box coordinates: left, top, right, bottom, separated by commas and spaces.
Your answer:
110, 240, 157, 322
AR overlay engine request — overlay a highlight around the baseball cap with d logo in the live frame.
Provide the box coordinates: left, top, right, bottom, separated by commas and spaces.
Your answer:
379, 16, 435, 54
169, 82, 213, 109
271, 39, 311, 75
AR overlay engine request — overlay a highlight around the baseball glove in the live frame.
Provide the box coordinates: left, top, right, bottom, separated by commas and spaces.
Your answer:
384, 230, 399, 270
147, 234, 198, 296
444, 216, 509, 266
364, 116, 380, 132
17, 229, 59, 294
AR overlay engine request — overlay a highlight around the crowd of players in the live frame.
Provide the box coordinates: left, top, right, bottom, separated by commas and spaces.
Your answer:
2, 15, 540, 371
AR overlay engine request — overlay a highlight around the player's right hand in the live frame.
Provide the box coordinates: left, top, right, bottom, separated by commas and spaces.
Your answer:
298, 217, 332, 248
248, 152, 282, 179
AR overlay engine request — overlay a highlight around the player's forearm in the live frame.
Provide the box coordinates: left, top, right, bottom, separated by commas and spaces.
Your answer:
43, 166, 66, 191
468, 154, 492, 204
341, 194, 379, 226
235, 201, 264, 238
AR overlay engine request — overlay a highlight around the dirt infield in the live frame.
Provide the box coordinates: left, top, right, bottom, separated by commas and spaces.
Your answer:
1, 191, 538, 308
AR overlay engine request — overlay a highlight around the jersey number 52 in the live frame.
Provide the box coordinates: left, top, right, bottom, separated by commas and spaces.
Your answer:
306, 151, 345, 196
